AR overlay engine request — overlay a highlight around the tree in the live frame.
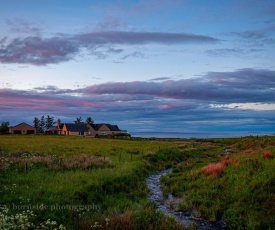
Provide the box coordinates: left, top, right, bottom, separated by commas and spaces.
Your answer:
74, 117, 83, 124
45, 115, 55, 130
86, 117, 94, 124
0, 121, 10, 134
38, 115, 45, 133
33, 117, 39, 132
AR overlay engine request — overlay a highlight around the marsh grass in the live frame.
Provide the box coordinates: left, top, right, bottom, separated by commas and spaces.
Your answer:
203, 162, 224, 177
162, 136, 275, 229
78, 203, 186, 230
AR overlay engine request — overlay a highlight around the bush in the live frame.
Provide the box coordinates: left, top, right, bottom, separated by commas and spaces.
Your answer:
263, 151, 272, 159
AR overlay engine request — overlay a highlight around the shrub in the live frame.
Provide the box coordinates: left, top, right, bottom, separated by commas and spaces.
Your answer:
263, 151, 272, 159
203, 163, 224, 177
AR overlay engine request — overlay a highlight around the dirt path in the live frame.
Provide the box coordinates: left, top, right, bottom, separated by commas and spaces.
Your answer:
146, 168, 225, 230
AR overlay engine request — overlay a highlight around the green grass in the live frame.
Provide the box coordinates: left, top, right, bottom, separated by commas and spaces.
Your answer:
161, 136, 275, 229
0, 135, 188, 229
1, 135, 274, 229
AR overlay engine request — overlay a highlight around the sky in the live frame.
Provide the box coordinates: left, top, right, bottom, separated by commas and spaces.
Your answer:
0, 0, 275, 134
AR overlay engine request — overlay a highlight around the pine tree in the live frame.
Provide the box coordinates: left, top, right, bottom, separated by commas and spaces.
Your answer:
45, 115, 55, 130
38, 115, 45, 133
33, 117, 39, 132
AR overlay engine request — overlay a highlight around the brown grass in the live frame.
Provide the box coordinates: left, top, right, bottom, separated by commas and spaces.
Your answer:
203, 163, 224, 177
222, 155, 232, 166
0, 154, 113, 171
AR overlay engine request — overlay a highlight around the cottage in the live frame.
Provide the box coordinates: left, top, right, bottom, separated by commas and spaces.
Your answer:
9, 122, 36, 135
61, 123, 92, 136
92, 123, 121, 136
58, 123, 122, 137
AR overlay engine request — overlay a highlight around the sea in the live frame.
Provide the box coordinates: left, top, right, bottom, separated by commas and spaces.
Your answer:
131, 131, 274, 139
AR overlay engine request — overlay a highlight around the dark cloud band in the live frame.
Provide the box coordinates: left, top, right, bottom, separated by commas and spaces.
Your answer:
0, 31, 219, 65
81, 68, 275, 103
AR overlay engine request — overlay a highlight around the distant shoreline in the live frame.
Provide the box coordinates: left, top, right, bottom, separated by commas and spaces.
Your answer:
131, 131, 275, 139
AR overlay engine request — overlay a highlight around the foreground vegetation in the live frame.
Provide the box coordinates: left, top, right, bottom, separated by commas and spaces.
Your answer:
0, 135, 274, 229
0, 135, 187, 229
161, 136, 275, 229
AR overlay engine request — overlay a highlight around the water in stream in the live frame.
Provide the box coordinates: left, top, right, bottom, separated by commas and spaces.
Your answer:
146, 168, 225, 230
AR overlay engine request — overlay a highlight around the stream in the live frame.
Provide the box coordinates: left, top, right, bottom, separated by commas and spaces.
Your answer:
146, 168, 225, 230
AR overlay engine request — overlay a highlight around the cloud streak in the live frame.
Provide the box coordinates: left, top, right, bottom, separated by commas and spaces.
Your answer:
0, 31, 219, 65
0, 36, 79, 65
0, 68, 274, 132
81, 68, 275, 103
1, 68, 273, 106
5, 17, 42, 35
205, 48, 262, 58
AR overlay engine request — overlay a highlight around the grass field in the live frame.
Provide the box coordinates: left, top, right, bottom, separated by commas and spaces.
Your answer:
0, 135, 274, 229
0, 135, 186, 229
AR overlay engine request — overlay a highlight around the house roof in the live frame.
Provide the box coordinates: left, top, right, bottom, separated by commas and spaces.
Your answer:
12, 122, 35, 129
64, 123, 89, 132
92, 123, 121, 131
61, 123, 121, 132
91, 124, 102, 130
107, 124, 121, 131
57, 124, 64, 130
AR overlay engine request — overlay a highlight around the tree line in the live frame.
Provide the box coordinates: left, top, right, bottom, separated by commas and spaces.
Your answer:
33, 116, 94, 133
33, 115, 56, 133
